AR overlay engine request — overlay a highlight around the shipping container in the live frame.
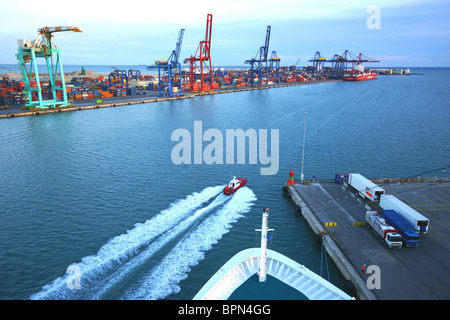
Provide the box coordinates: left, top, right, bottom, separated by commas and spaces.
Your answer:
348, 173, 385, 201
380, 194, 429, 233
380, 209, 420, 247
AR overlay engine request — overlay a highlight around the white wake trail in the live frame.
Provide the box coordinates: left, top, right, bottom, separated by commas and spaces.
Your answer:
30, 185, 223, 300
122, 187, 257, 300
89, 192, 230, 299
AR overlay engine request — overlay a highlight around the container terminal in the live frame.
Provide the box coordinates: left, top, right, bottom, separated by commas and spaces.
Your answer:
0, 74, 340, 119
284, 172, 450, 300
1, 14, 388, 118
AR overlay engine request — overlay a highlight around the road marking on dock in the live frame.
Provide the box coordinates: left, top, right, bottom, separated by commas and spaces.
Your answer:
316, 184, 356, 224
430, 185, 450, 202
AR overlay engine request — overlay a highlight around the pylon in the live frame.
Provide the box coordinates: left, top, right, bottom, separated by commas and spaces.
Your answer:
287, 169, 295, 186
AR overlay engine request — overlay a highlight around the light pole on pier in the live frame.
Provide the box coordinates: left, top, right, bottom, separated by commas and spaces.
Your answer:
301, 112, 306, 183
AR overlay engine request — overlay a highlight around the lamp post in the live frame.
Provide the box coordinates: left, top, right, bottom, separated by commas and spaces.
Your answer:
301, 112, 306, 183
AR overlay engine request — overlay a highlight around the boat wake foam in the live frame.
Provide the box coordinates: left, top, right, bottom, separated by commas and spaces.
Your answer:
122, 186, 257, 300
29, 185, 256, 300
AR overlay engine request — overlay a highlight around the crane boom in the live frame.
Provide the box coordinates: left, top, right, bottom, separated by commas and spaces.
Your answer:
204, 14, 213, 58
262, 26, 271, 62
33, 26, 82, 56
38, 26, 82, 34
170, 28, 185, 66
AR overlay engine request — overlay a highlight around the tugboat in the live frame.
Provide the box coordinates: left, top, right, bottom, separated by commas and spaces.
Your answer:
223, 177, 247, 195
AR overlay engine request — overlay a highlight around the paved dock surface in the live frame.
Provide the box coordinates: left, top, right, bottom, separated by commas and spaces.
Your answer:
290, 180, 450, 300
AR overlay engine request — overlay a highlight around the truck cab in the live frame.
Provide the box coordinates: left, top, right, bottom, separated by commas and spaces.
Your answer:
402, 230, 420, 248
385, 232, 402, 249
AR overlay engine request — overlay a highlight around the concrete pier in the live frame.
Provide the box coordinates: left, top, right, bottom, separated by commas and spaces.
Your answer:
0, 79, 341, 119
286, 178, 450, 300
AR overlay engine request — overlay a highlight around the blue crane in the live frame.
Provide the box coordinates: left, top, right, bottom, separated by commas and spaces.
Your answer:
328, 50, 349, 78
268, 51, 281, 82
148, 28, 185, 97
308, 51, 326, 75
108, 69, 128, 88
328, 50, 379, 78
245, 26, 271, 87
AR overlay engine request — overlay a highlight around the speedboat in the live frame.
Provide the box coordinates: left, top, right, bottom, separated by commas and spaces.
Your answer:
223, 177, 247, 195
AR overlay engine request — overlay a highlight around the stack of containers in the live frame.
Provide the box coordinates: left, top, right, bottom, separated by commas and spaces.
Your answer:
126, 86, 147, 96
0, 79, 23, 105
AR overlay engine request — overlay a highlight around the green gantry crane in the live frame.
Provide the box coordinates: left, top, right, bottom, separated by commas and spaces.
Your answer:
16, 26, 82, 110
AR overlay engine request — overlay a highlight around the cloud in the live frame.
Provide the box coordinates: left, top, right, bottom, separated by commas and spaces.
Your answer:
0, 0, 447, 66
1, 0, 435, 29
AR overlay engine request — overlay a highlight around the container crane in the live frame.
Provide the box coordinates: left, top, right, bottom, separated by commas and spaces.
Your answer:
183, 14, 213, 93
149, 28, 185, 97
108, 69, 128, 88
16, 26, 82, 109
328, 50, 349, 78
245, 25, 271, 87
268, 51, 281, 82
347, 51, 380, 71
328, 50, 379, 78
308, 51, 326, 75
128, 69, 141, 81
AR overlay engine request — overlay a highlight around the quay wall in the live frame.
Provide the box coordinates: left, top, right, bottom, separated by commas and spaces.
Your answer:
286, 185, 377, 300
0, 79, 341, 119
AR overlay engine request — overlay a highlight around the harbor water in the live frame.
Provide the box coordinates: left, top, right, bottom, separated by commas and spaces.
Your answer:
0, 67, 449, 300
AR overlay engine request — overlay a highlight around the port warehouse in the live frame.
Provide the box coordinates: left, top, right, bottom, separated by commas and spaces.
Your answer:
287, 173, 450, 300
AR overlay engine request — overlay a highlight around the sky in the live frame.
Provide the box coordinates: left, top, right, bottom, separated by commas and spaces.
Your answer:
0, 0, 449, 67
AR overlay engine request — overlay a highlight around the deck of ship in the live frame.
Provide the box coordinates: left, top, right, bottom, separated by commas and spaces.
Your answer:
287, 179, 450, 300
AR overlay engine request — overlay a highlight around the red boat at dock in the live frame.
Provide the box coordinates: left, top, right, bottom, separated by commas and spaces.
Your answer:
343, 66, 378, 81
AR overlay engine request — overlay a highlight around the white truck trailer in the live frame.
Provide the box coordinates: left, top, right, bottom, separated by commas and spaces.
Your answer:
365, 211, 403, 249
380, 194, 429, 233
348, 173, 385, 201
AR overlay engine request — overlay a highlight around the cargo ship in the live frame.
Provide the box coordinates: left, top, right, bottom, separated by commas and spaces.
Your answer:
343, 64, 378, 81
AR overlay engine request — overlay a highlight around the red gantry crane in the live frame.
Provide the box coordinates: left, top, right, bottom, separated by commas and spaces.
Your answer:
183, 14, 213, 93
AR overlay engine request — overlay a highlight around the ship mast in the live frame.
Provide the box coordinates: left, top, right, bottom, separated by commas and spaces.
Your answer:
255, 208, 274, 282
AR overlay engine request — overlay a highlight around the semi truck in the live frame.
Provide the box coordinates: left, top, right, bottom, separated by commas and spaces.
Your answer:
348, 173, 385, 201
365, 211, 402, 249
380, 209, 420, 248
380, 194, 429, 233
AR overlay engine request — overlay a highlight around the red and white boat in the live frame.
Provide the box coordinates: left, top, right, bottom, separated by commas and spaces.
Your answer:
223, 177, 247, 195
343, 64, 378, 81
